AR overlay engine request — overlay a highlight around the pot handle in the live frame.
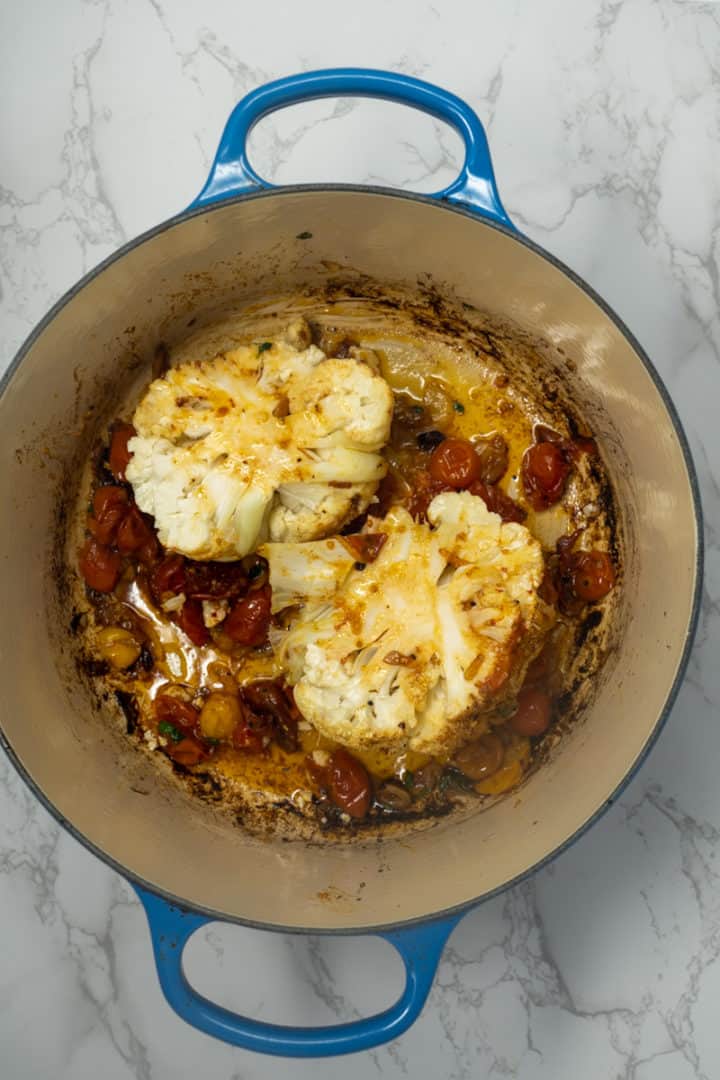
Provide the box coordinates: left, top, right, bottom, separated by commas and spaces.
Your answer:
192, 67, 513, 227
134, 884, 464, 1057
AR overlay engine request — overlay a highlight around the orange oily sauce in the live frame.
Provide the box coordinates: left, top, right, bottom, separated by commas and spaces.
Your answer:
115, 338, 556, 801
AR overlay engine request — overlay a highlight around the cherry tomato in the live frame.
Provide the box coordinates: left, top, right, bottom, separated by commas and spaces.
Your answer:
570, 550, 616, 601
154, 694, 200, 734
176, 598, 210, 646
184, 559, 248, 600
231, 716, 266, 753
521, 442, 570, 510
453, 734, 505, 780
165, 737, 210, 767
428, 438, 482, 489
468, 480, 527, 524
115, 505, 156, 556
87, 486, 130, 545
136, 534, 160, 566
343, 533, 387, 564
78, 539, 122, 593
150, 554, 186, 600
510, 687, 552, 736
242, 679, 298, 751
327, 749, 372, 819
224, 585, 272, 646
408, 469, 453, 521
108, 422, 136, 482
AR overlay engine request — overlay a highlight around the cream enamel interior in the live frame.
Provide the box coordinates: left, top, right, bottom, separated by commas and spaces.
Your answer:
0, 190, 699, 930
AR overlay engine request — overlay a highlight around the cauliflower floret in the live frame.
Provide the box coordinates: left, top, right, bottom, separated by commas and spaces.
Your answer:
125, 323, 393, 560
258, 536, 356, 612
286, 359, 391, 451
267, 492, 551, 757
268, 481, 377, 544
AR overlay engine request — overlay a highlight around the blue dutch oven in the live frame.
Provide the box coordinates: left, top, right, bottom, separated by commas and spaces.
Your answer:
0, 69, 702, 1057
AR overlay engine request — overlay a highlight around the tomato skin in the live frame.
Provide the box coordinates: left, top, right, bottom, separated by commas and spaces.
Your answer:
343, 533, 388, 564
327, 749, 372, 819
428, 438, 482, 489
231, 713, 267, 753
468, 480, 527, 524
108, 422, 136, 482
408, 470, 453, 521
115, 505, 156, 557
224, 585, 272, 646
521, 442, 570, 510
87, 486, 130, 545
78, 539, 123, 593
154, 696, 210, 765
184, 559, 248, 600
165, 737, 210, 767
242, 679, 299, 752
510, 687, 552, 736
570, 550, 616, 601
176, 598, 210, 646
154, 694, 200, 734
150, 554, 186, 601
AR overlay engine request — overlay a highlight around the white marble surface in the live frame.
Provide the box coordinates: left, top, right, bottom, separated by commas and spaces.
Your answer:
1, 0, 719, 1075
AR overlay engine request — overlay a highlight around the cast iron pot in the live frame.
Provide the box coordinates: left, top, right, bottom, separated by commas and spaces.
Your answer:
0, 69, 702, 1057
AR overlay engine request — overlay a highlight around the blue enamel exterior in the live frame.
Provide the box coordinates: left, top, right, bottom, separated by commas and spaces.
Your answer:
192, 67, 513, 227
135, 884, 463, 1057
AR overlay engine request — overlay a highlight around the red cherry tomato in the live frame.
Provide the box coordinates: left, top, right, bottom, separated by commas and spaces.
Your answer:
231, 714, 267, 753
521, 442, 570, 510
150, 554, 186, 600
154, 694, 200, 734
87, 486, 130, 545
108, 422, 136, 482
408, 469, 453, 521
428, 438, 482, 489
176, 598, 210, 646
183, 559, 249, 600
242, 679, 299, 752
115, 505, 156, 556
78, 539, 122, 593
165, 736, 210, 767
327, 749, 372, 819
224, 585, 272, 646
570, 550, 616, 601
510, 687, 552, 736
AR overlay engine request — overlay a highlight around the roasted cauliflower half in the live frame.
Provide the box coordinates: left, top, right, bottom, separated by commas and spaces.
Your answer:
262, 491, 552, 757
125, 322, 393, 560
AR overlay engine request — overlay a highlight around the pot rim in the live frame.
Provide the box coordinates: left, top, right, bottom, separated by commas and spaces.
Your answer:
0, 183, 704, 934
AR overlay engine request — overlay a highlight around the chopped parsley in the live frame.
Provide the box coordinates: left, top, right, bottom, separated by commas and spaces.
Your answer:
453, 400, 465, 414
402, 770, 415, 791
157, 720, 183, 743
296, 230, 313, 240
257, 341, 272, 355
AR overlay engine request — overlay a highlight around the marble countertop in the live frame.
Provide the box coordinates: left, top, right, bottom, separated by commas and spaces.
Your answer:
1, 0, 718, 1076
